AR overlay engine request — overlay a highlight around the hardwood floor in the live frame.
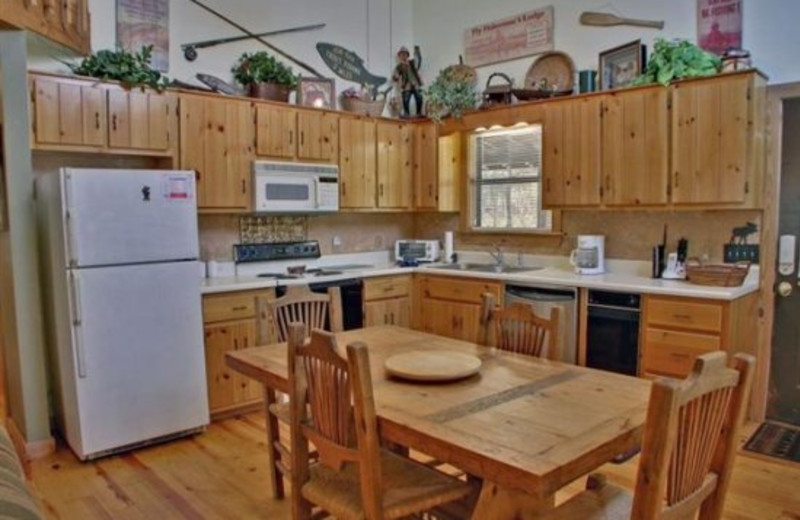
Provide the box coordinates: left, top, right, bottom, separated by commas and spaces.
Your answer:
28, 413, 800, 519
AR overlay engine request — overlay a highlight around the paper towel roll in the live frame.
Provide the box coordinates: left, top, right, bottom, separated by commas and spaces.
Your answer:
444, 231, 455, 263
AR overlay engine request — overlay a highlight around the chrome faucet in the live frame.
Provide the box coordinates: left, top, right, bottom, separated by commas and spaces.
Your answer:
489, 244, 505, 268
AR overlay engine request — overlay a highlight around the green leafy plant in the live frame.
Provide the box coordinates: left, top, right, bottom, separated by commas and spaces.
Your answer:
232, 51, 298, 88
68, 46, 169, 90
633, 38, 721, 86
424, 66, 478, 122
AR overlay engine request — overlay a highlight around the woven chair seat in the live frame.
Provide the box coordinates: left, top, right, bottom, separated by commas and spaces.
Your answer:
302, 450, 472, 520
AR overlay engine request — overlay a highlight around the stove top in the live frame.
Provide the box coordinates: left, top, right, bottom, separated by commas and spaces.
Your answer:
256, 269, 344, 280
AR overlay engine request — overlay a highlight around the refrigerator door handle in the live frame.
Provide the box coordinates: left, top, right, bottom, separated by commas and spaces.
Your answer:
69, 271, 88, 378
63, 173, 78, 267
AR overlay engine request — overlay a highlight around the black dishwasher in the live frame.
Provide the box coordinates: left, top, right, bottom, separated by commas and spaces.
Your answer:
585, 290, 641, 376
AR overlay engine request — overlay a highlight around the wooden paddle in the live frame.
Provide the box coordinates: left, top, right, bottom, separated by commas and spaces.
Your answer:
580, 11, 665, 29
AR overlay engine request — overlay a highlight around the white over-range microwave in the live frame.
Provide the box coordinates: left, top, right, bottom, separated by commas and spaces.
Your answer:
253, 160, 339, 214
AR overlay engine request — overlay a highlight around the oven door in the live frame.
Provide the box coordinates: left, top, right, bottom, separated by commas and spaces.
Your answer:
254, 174, 318, 213
586, 305, 640, 376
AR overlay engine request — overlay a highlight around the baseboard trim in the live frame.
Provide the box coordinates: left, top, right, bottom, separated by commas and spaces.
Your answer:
5, 417, 55, 461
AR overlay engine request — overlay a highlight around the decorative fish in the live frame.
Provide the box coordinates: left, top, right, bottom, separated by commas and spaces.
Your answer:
316, 42, 387, 88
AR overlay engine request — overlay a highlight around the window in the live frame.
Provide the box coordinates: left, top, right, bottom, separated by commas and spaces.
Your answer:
469, 124, 551, 231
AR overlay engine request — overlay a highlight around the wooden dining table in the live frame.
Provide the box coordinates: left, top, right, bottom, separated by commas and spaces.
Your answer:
226, 325, 652, 519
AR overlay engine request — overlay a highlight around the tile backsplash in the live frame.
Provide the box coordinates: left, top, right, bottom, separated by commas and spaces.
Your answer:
414, 210, 762, 263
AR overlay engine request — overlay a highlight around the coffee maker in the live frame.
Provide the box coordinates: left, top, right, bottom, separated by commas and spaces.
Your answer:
570, 235, 605, 275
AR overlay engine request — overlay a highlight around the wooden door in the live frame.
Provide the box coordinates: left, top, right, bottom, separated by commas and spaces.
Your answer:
108, 88, 172, 151
671, 75, 750, 204
414, 122, 438, 209
297, 110, 337, 162
339, 116, 377, 208
602, 87, 669, 206
437, 133, 462, 212
255, 104, 297, 158
203, 322, 238, 412
365, 297, 411, 327
180, 96, 252, 211
32, 77, 106, 147
232, 321, 261, 403
544, 97, 602, 207
377, 121, 413, 208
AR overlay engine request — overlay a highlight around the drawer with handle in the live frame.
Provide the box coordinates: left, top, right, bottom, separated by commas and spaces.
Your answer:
642, 328, 721, 378
203, 293, 257, 323
363, 275, 411, 301
645, 296, 723, 333
421, 275, 502, 304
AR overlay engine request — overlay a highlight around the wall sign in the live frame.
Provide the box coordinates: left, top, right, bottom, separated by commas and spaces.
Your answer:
463, 6, 555, 68
316, 43, 387, 88
117, 0, 170, 72
697, 0, 743, 55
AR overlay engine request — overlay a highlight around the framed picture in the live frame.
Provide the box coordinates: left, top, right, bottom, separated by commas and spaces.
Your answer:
117, 0, 170, 72
599, 40, 647, 91
297, 78, 336, 109
697, 0, 743, 55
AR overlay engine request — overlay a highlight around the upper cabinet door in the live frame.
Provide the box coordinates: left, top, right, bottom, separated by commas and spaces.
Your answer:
414, 122, 438, 210
180, 95, 253, 212
107, 88, 174, 152
255, 104, 297, 159
297, 110, 338, 162
376, 121, 413, 209
543, 97, 602, 207
671, 74, 750, 205
602, 87, 669, 206
32, 77, 106, 148
338, 116, 377, 209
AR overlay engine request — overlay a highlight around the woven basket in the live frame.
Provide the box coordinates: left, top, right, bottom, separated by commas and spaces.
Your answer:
341, 97, 386, 117
685, 261, 750, 287
525, 51, 576, 92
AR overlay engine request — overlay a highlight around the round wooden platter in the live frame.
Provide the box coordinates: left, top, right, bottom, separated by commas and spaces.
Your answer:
384, 350, 482, 382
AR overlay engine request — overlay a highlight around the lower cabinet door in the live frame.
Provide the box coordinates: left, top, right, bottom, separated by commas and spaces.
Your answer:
421, 299, 483, 343
204, 319, 260, 414
364, 297, 411, 327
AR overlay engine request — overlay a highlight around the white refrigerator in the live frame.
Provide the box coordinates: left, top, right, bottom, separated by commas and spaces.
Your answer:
38, 168, 209, 460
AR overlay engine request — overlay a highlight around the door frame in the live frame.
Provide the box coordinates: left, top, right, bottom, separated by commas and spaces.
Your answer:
756, 82, 800, 421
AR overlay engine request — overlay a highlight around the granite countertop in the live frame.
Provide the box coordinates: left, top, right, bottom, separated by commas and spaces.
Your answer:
201, 251, 760, 301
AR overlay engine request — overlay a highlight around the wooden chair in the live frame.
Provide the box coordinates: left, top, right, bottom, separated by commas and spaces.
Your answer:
541, 351, 756, 520
480, 293, 560, 359
287, 324, 474, 520
263, 285, 343, 500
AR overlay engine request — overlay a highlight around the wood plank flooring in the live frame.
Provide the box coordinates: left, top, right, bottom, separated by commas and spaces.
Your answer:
28, 413, 800, 519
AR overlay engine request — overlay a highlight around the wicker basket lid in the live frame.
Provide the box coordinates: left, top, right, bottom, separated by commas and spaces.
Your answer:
525, 51, 576, 91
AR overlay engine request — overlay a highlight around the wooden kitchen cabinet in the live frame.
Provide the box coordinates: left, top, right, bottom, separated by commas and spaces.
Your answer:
297, 110, 338, 162
31, 76, 106, 147
413, 123, 462, 212
180, 94, 254, 212
30, 74, 176, 156
377, 121, 413, 209
543, 95, 603, 208
640, 292, 758, 379
1, 0, 91, 55
255, 103, 297, 159
363, 275, 412, 327
416, 275, 502, 344
202, 289, 275, 418
601, 86, 669, 206
339, 115, 377, 209
670, 71, 766, 206
107, 88, 175, 152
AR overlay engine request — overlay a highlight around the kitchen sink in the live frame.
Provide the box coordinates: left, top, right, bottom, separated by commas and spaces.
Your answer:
427, 263, 542, 274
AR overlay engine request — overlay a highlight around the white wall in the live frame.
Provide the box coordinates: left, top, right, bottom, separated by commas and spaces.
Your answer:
28, 0, 415, 97
413, 0, 800, 90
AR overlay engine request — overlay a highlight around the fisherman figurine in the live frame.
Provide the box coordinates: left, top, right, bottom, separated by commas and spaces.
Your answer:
392, 46, 423, 117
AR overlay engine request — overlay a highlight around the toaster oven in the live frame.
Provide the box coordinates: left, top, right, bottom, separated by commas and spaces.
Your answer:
395, 240, 440, 263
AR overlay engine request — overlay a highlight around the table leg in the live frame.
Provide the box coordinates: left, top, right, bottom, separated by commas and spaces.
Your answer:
470, 481, 555, 520
263, 385, 285, 499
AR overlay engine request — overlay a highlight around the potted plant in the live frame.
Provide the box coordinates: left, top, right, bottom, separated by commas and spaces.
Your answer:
232, 51, 298, 101
67, 45, 169, 90
424, 65, 479, 122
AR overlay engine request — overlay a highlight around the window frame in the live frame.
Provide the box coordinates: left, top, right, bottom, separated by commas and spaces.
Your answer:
464, 124, 560, 235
